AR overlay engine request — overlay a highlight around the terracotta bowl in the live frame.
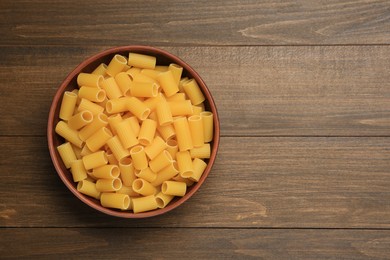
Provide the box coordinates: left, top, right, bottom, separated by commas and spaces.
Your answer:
47, 46, 220, 218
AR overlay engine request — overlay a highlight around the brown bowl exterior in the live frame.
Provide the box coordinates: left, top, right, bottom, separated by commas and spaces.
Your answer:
47, 46, 220, 218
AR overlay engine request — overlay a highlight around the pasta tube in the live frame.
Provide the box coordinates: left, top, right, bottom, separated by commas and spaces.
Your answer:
106, 54, 128, 77
128, 53, 156, 69
132, 195, 158, 213
77, 180, 101, 199
100, 193, 130, 210
162, 181, 186, 197
173, 117, 193, 151
59, 91, 78, 120
57, 142, 77, 169
55, 121, 83, 148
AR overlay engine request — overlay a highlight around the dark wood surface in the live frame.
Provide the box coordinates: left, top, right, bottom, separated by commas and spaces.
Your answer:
1, 0, 389, 258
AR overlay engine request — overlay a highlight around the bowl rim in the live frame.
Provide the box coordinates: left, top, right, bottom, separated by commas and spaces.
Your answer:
47, 45, 220, 218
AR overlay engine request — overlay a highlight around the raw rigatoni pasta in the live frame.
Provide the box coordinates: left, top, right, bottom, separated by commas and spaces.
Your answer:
59, 91, 78, 120
55, 121, 83, 148
182, 79, 205, 105
132, 195, 158, 213
55, 51, 214, 214
106, 54, 128, 77
57, 142, 77, 169
100, 193, 130, 210
157, 70, 179, 97
173, 117, 193, 152
128, 53, 156, 69
77, 73, 104, 88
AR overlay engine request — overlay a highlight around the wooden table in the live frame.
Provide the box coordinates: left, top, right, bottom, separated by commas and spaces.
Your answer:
1, 1, 390, 258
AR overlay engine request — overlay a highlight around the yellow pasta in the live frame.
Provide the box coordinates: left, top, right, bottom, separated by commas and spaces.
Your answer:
106, 135, 130, 161
190, 143, 211, 159
176, 151, 194, 178
100, 193, 130, 210
67, 111, 93, 130
162, 181, 186, 197
96, 178, 122, 192
179, 77, 190, 93
156, 99, 173, 126
168, 100, 193, 116
172, 174, 194, 187
77, 73, 104, 88
165, 139, 178, 160
132, 178, 156, 196
106, 54, 128, 77
78, 86, 106, 103
156, 70, 179, 97
70, 159, 88, 182
126, 67, 141, 80
189, 158, 207, 182
182, 79, 205, 105
143, 93, 165, 111
126, 97, 151, 120
168, 63, 183, 85
149, 150, 172, 173
166, 92, 186, 102
135, 167, 157, 183
131, 81, 159, 98
80, 144, 93, 157
105, 98, 129, 114
130, 145, 148, 170
77, 98, 104, 115
140, 69, 161, 79
82, 150, 108, 170
91, 63, 108, 76
59, 91, 78, 120
192, 105, 203, 115
144, 136, 167, 160
138, 119, 157, 146
78, 113, 108, 141
107, 113, 123, 135
77, 179, 101, 199
132, 195, 158, 213
157, 124, 176, 141
119, 157, 137, 187
116, 185, 140, 197
126, 116, 140, 137
57, 142, 77, 169
155, 192, 174, 208
92, 165, 120, 179
101, 77, 123, 100
85, 127, 113, 152
173, 117, 193, 151
72, 144, 83, 159
106, 149, 119, 165
150, 161, 179, 186
55, 121, 83, 148
128, 53, 156, 69
188, 115, 204, 147
115, 120, 139, 149
114, 72, 132, 96
200, 111, 214, 142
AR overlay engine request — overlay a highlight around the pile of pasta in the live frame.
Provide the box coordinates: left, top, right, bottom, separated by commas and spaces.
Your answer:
55, 52, 213, 213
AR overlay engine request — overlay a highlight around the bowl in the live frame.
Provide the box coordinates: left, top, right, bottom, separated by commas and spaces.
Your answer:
47, 46, 220, 218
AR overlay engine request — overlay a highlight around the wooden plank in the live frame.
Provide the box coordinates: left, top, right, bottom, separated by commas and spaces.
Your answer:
1, 45, 390, 136
2, 136, 390, 228
2, 228, 390, 259
1, 0, 390, 46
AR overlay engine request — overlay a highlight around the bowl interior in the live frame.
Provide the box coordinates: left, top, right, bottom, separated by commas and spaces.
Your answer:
48, 46, 220, 218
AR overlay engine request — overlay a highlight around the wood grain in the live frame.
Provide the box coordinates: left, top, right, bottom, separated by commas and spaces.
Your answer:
1, 45, 389, 136
1, 0, 389, 46
2, 136, 390, 228
2, 228, 390, 259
